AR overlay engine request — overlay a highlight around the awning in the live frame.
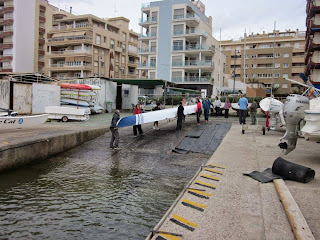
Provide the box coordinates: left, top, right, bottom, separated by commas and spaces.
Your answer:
168, 87, 201, 94
52, 33, 64, 38
110, 78, 173, 88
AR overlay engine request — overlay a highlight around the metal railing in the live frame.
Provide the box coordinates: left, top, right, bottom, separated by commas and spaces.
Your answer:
172, 44, 214, 52
52, 22, 89, 30
172, 77, 212, 83
138, 62, 156, 68
173, 29, 207, 36
50, 50, 91, 55
172, 60, 214, 67
139, 32, 157, 38
48, 36, 92, 42
50, 62, 92, 68
139, 17, 157, 24
173, 13, 200, 21
139, 47, 156, 53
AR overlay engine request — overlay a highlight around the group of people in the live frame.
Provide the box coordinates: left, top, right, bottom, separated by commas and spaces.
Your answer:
109, 95, 259, 149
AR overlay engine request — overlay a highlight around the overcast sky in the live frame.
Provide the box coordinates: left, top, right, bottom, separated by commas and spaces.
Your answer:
50, 0, 306, 40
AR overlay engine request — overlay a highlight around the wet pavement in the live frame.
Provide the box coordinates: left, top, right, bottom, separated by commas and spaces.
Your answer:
0, 117, 224, 239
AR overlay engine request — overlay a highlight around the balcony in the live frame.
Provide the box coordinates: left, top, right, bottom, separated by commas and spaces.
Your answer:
128, 60, 137, 66
39, 15, 46, 23
139, 17, 157, 26
172, 60, 214, 69
173, 13, 200, 24
138, 62, 156, 69
49, 49, 91, 56
172, 29, 208, 38
139, 47, 156, 54
0, 43, 13, 50
172, 44, 214, 54
307, 0, 320, 18
48, 36, 93, 44
292, 66, 305, 74
139, 32, 157, 40
49, 61, 92, 69
0, 30, 13, 37
0, 54, 12, 61
39, 37, 45, 45
52, 22, 89, 30
0, 6, 14, 14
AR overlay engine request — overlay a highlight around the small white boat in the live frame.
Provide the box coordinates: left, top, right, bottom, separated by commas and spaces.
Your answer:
231, 102, 251, 111
0, 114, 48, 130
61, 90, 96, 97
90, 105, 103, 114
302, 97, 320, 142
60, 98, 90, 107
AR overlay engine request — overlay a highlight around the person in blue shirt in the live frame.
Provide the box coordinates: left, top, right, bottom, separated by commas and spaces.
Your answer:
238, 94, 248, 124
203, 96, 213, 122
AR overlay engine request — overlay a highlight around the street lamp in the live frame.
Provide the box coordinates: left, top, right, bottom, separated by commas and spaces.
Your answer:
232, 49, 240, 94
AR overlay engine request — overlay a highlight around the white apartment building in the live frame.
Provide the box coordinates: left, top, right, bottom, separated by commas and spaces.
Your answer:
138, 0, 226, 97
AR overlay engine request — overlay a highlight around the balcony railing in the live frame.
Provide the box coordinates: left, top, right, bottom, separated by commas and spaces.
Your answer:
52, 22, 89, 30
173, 29, 207, 37
50, 62, 92, 68
139, 47, 156, 53
139, 32, 157, 38
50, 50, 91, 55
128, 60, 137, 64
48, 36, 92, 42
138, 62, 156, 68
172, 60, 214, 67
172, 44, 214, 52
139, 17, 157, 24
173, 13, 200, 21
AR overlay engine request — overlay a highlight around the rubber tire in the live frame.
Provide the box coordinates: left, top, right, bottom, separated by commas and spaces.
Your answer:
262, 127, 265, 135
62, 116, 68, 122
242, 130, 245, 134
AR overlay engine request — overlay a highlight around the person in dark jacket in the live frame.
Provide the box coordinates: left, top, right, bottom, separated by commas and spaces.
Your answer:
249, 98, 258, 125
176, 102, 184, 131
203, 96, 212, 122
153, 103, 161, 130
110, 109, 120, 149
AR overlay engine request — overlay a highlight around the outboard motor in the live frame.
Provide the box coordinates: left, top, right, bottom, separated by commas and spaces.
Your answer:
279, 94, 309, 154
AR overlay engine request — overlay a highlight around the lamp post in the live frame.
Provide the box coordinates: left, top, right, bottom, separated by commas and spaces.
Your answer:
232, 49, 240, 94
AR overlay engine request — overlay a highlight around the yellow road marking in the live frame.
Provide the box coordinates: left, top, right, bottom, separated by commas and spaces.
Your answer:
200, 174, 221, 181
204, 168, 223, 174
171, 214, 198, 229
195, 180, 217, 189
182, 199, 207, 209
188, 189, 212, 197
158, 233, 182, 240
208, 163, 226, 169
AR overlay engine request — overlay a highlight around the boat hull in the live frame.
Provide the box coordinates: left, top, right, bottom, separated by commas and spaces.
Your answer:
302, 110, 320, 142
0, 114, 48, 130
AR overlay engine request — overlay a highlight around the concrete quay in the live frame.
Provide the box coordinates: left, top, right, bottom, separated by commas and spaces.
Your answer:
0, 112, 132, 173
149, 123, 320, 240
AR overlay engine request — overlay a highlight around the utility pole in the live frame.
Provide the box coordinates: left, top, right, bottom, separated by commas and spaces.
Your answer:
232, 49, 238, 94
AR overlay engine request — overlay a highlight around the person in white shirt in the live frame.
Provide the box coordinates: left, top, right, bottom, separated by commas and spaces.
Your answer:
213, 96, 221, 117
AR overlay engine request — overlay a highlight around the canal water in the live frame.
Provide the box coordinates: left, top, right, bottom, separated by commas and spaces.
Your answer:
0, 122, 212, 239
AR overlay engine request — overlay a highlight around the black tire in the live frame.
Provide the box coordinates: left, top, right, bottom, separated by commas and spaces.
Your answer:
262, 127, 266, 135
62, 116, 68, 122
242, 130, 245, 134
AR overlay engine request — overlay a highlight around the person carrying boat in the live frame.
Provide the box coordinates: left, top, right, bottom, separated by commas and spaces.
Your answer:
203, 96, 213, 122
249, 98, 258, 125
196, 98, 202, 125
153, 103, 161, 130
238, 94, 249, 124
133, 104, 144, 137
176, 102, 184, 131
110, 109, 121, 150
182, 98, 187, 122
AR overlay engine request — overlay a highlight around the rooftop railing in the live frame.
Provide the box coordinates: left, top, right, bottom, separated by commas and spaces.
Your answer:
48, 36, 92, 42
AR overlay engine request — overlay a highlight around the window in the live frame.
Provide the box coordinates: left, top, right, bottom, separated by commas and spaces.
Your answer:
94, 61, 98, 67
283, 73, 288, 78
274, 73, 280, 78
122, 32, 126, 41
173, 40, 183, 51
251, 74, 256, 78
117, 41, 122, 47
150, 57, 156, 67
110, 39, 114, 49
282, 84, 288, 88
251, 64, 256, 68
225, 46, 231, 51
101, 62, 105, 67
245, 55, 249, 59
104, 37, 107, 43
283, 53, 289, 58
95, 35, 101, 45
275, 53, 281, 58
275, 63, 280, 68
94, 48, 98, 54
244, 74, 248, 78
252, 55, 257, 59
102, 50, 105, 55
283, 63, 289, 68
244, 64, 248, 69
122, 56, 125, 64
294, 43, 300, 49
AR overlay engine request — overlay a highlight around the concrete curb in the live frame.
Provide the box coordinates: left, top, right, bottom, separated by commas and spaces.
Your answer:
0, 127, 109, 173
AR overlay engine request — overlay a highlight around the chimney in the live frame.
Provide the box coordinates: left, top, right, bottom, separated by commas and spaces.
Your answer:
70, 6, 72, 14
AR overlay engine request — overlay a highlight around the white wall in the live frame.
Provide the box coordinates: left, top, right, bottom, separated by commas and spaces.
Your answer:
121, 84, 138, 110
0, 80, 10, 109
32, 83, 60, 114
13, 0, 36, 72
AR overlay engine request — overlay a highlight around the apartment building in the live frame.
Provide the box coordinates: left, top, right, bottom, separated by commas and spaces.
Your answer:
221, 30, 306, 96
305, 0, 320, 89
0, 0, 71, 74
138, 0, 226, 97
45, 15, 139, 80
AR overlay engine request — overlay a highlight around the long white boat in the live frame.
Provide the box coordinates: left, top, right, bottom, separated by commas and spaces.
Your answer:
301, 97, 320, 142
117, 105, 197, 128
0, 114, 48, 130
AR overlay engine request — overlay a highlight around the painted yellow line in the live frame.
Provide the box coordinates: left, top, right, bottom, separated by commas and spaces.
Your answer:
182, 199, 207, 209
172, 214, 198, 229
158, 233, 182, 240
208, 163, 226, 169
204, 168, 223, 174
195, 180, 217, 189
188, 189, 212, 197
200, 174, 221, 181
